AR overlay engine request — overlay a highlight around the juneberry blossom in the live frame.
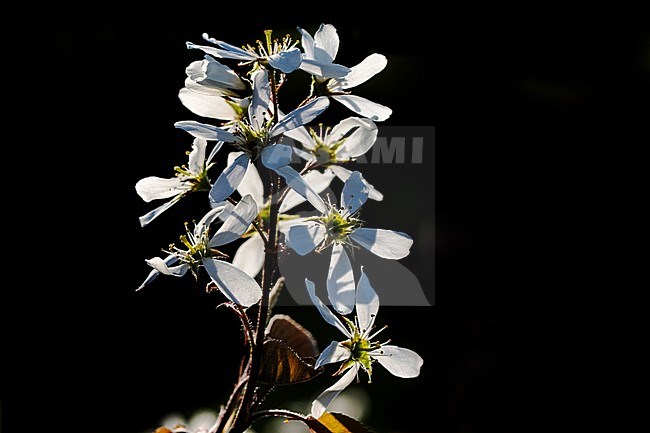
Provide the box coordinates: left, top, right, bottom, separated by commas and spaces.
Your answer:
136, 138, 213, 227
297, 24, 391, 121
286, 171, 413, 314
188, 31, 302, 74
306, 269, 423, 417
138, 196, 262, 307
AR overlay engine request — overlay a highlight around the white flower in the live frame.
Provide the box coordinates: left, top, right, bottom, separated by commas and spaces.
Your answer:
174, 69, 330, 206
296, 24, 351, 79
160, 409, 217, 433
179, 54, 248, 123
306, 268, 423, 418
286, 171, 412, 314
284, 117, 384, 200
297, 25, 391, 121
187, 31, 302, 74
137, 196, 262, 307
136, 138, 215, 227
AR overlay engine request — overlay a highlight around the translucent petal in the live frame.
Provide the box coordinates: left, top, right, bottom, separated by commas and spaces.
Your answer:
260, 144, 293, 170
331, 118, 378, 159
311, 365, 357, 418
249, 68, 272, 129
174, 121, 237, 142
313, 24, 339, 63
373, 345, 423, 378
202, 258, 262, 307
209, 153, 250, 203
328, 165, 383, 201
178, 88, 237, 120
137, 254, 178, 290
286, 222, 326, 256
341, 171, 369, 215
331, 95, 392, 122
209, 194, 258, 247
297, 27, 315, 58
355, 267, 379, 336
305, 279, 350, 337
270, 97, 329, 138
135, 177, 185, 202
228, 152, 264, 209
299, 58, 350, 79
327, 244, 355, 315
339, 53, 388, 89
279, 170, 335, 213
186, 41, 255, 61
275, 166, 327, 214
187, 138, 207, 175
349, 228, 413, 259
315, 341, 351, 369
267, 47, 302, 73
232, 234, 265, 277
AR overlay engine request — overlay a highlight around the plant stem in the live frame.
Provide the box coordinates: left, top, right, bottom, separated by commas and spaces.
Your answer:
230, 68, 283, 433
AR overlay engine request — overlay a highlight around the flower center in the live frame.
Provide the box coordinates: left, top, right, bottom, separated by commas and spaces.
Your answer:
341, 317, 382, 378
174, 164, 211, 193
243, 30, 298, 59
167, 222, 226, 278
308, 126, 347, 164
317, 203, 363, 248
233, 120, 271, 158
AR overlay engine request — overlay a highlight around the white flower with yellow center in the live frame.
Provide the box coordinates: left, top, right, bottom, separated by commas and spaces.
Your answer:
286, 171, 412, 314
138, 196, 261, 307
306, 268, 423, 417
297, 24, 391, 121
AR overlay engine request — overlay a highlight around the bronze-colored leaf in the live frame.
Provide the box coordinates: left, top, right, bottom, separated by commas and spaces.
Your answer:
259, 338, 320, 385
154, 428, 172, 433
316, 412, 373, 433
267, 314, 319, 358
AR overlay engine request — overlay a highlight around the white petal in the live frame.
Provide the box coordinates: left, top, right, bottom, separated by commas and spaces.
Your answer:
286, 222, 326, 256
135, 177, 186, 202
315, 341, 351, 369
138, 197, 181, 227
373, 345, 423, 378
332, 95, 392, 122
299, 59, 350, 79
297, 27, 315, 59
214, 40, 258, 60
209, 194, 257, 247
175, 121, 237, 142
328, 165, 383, 201
355, 267, 379, 335
194, 205, 226, 238
270, 97, 330, 138
202, 258, 262, 307
341, 171, 369, 215
311, 365, 357, 418
313, 24, 339, 63
184, 77, 233, 97
279, 169, 335, 213
178, 88, 237, 120
339, 53, 388, 89
228, 152, 264, 208
186, 55, 244, 90
232, 234, 265, 277
261, 144, 292, 170
282, 125, 316, 150
250, 69, 272, 128
349, 228, 413, 259
186, 41, 255, 61
145, 257, 189, 277
275, 166, 327, 214
267, 47, 302, 73
137, 254, 178, 290
331, 118, 378, 159
305, 278, 350, 337
327, 244, 355, 315
188, 138, 207, 174
209, 153, 250, 203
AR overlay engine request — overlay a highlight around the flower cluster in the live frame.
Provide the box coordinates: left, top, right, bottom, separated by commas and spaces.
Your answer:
136, 24, 423, 433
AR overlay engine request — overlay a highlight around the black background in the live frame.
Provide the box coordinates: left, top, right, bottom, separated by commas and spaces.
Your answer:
3, 10, 648, 433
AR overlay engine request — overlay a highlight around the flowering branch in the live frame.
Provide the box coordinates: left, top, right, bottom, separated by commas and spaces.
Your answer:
135, 24, 423, 433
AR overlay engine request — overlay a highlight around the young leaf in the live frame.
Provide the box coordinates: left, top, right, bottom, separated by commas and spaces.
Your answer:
259, 339, 320, 385
267, 314, 319, 359
316, 412, 373, 433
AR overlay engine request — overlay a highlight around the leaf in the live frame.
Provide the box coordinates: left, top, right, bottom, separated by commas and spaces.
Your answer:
154, 428, 172, 433
259, 339, 320, 385
267, 314, 319, 359
315, 412, 373, 433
